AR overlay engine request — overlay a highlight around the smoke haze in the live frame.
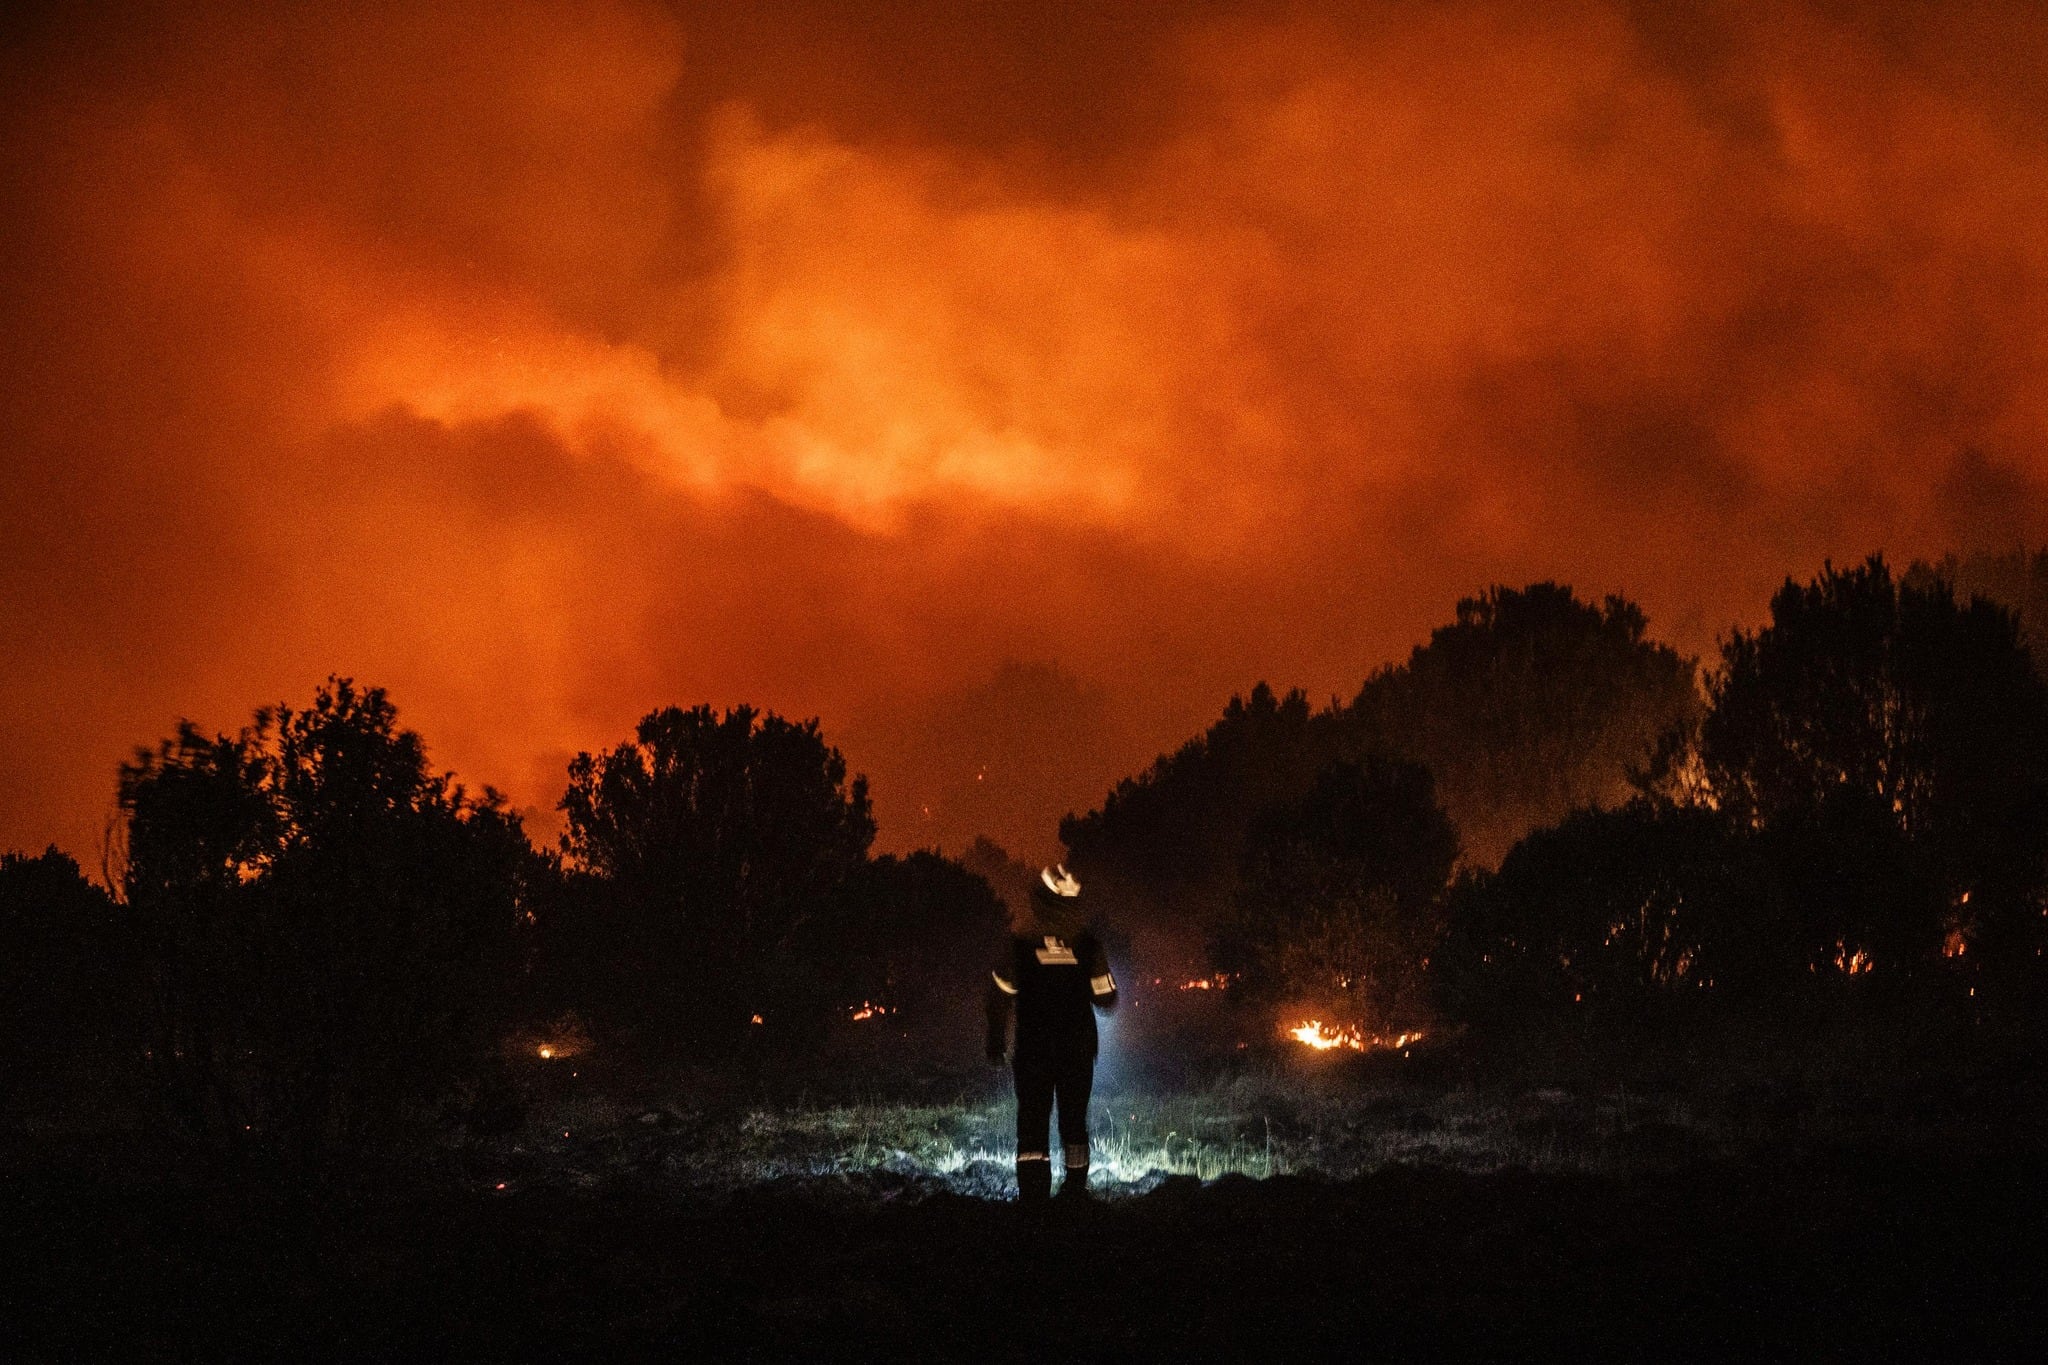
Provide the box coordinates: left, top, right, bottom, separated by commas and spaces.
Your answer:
7, 0, 2048, 865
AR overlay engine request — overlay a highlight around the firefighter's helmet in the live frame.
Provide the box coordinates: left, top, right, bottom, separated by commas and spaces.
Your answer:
1034, 864, 1080, 905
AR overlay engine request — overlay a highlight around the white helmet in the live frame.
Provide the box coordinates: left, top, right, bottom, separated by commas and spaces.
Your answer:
1036, 864, 1081, 902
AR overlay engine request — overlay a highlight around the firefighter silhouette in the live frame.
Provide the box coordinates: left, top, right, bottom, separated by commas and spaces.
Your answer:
986, 863, 1118, 1201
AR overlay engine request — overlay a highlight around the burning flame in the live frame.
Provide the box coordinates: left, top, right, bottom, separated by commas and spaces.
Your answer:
1831, 941, 1874, 976
531, 1034, 584, 1060
513, 1014, 590, 1063
849, 1001, 897, 1021
1178, 974, 1233, 991
1285, 1021, 1424, 1053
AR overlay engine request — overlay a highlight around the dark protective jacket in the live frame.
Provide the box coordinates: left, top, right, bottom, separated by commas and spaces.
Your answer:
987, 931, 1118, 1061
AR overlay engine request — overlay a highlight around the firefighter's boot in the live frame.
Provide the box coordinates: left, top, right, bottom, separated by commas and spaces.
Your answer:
1017, 1154, 1052, 1203
1058, 1144, 1091, 1200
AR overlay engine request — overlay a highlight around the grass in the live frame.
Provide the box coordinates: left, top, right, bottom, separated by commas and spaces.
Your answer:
477, 1065, 1760, 1201
443, 1004, 2048, 1202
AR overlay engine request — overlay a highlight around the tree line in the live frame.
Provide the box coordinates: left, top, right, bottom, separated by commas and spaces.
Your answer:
1073, 556, 2048, 1038
5, 550, 2048, 1163
2, 684, 1006, 1164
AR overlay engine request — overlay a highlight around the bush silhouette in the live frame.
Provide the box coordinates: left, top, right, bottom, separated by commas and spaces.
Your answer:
831, 850, 1009, 1040
1441, 803, 1788, 1029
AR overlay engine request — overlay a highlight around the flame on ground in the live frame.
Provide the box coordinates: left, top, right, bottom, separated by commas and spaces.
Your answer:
1286, 1021, 1424, 1053
527, 1033, 586, 1060
849, 1001, 898, 1021
510, 1014, 591, 1063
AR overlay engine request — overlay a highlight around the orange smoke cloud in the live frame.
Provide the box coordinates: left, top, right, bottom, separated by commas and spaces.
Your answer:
7, 1, 2048, 867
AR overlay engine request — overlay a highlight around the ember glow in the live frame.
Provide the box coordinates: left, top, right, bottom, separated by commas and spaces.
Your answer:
849, 1002, 897, 1022
9, 3, 2048, 866
1286, 1022, 1425, 1053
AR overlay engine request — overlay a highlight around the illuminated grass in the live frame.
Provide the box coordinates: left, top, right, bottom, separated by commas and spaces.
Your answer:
490, 1073, 1735, 1200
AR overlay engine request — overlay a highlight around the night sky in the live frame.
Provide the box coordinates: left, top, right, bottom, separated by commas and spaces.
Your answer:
7, 0, 2048, 865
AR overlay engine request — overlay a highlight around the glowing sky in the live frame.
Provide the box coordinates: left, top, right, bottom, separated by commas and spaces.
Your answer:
7, 0, 2048, 866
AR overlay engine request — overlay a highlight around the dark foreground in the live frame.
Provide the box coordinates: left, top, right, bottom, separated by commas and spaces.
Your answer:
4, 1137, 2043, 1363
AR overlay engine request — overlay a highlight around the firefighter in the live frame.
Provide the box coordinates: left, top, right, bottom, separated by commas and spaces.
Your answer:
986, 863, 1118, 1202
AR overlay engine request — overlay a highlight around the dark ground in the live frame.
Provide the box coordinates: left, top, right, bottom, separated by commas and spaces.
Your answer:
3, 1128, 2044, 1362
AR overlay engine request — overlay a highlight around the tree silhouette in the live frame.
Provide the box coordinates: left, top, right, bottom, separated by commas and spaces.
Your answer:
0, 847, 134, 1114
1906, 549, 2048, 677
1344, 583, 1700, 866
1703, 556, 2048, 980
1060, 587, 1695, 968
1221, 757, 1457, 1027
1062, 683, 1330, 890
119, 679, 531, 1166
1060, 683, 1341, 947
556, 704, 875, 1054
